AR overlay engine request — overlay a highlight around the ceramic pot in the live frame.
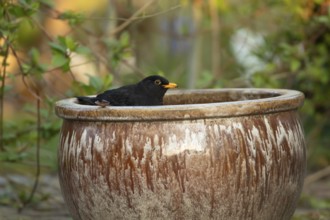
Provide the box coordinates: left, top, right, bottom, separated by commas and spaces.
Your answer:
55, 88, 306, 220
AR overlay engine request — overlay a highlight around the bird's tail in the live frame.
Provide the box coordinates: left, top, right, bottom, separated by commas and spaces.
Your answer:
76, 96, 97, 105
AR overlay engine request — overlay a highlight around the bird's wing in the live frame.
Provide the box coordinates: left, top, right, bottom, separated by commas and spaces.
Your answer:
96, 85, 137, 106
77, 96, 98, 105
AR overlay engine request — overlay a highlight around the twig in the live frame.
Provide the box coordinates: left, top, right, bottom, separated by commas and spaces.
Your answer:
8, 40, 42, 211
208, 0, 222, 87
0, 38, 9, 152
72, 28, 117, 76
304, 166, 330, 189
10, 59, 96, 78
187, 3, 202, 89
45, 0, 181, 23
5, 176, 24, 208
121, 58, 146, 78
9, 44, 41, 101
109, 0, 157, 36
31, 17, 54, 41
20, 89, 41, 211
89, 4, 182, 21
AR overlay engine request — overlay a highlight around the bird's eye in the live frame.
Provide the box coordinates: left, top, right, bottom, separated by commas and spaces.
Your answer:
154, 79, 162, 85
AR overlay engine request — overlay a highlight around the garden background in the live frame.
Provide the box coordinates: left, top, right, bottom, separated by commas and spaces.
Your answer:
0, 0, 330, 219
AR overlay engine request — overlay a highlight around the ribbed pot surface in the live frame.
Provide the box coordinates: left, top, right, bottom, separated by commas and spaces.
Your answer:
56, 89, 306, 220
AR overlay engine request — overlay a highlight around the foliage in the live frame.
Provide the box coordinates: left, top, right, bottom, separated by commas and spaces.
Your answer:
250, 1, 330, 169
0, 0, 329, 213
0, 0, 127, 208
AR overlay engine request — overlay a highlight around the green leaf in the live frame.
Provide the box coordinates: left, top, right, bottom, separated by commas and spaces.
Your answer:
120, 32, 130, 46
8, 0, 39, 17
50, 36, 78, 54
75, 45, 91, 55
58, 10, 85, 26
29, 47, 40, 62
30, 2, 39, 11
89, 75, 103, 91
64, 36, 77, 51
51, 53, 69, 68
8, 5, 26, 17
316, 16, 330, 25
102, 74, 113, 89
21, 63, 31, 74
49, 41, 67, 54
290, 59, 300, 72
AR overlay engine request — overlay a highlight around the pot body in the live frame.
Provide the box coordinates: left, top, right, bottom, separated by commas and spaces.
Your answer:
57, 89, 306, 220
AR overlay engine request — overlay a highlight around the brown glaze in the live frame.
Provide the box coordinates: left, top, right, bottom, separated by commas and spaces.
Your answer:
56, 89, 306, 220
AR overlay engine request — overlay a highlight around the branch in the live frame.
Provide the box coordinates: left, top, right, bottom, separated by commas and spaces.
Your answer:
208, 0, 222, 87
109, 0, 157, 36
31, 17, 54, 41
304, 166, 330, 189
9, 44, 42, 101
121, 58, 146, 78
19, 89, 41, 211
0, 37, 10, 152
88, 4, 182, 21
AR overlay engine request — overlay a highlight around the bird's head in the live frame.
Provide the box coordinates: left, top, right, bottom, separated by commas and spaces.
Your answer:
139, 75, 177, 97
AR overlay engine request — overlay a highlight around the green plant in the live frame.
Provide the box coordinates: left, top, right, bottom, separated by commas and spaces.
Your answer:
0, 0, 132, 209
251, 1, 330, 169
1, 0, 329, 214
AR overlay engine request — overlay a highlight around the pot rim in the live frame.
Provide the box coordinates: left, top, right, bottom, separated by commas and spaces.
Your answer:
55, 88, 304, 121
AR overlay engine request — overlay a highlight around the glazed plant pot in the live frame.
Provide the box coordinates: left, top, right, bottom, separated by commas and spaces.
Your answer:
55, 88, 306, 220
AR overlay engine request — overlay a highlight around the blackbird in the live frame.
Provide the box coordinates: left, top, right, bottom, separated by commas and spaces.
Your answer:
77, 75, 177, 106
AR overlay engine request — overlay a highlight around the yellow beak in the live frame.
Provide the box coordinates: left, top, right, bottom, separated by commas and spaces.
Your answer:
163, 82, 177, 89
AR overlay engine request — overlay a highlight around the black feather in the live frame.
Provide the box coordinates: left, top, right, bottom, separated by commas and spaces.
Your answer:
76, 75, 177, 106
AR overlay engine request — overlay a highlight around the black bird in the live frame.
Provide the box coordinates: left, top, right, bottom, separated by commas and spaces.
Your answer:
77, 75, 177, 106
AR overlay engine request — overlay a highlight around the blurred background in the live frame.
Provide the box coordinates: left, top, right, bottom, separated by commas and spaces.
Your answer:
0, 0, 330, 219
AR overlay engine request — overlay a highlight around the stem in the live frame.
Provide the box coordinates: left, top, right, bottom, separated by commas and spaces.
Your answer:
187, 4, 202, 89
9, 44, 41, 101
209, 0, 221, 86
303, 166, 330, 190
20, 89, 41, 210
110, 0, 157, 36
0, 39, 9, 152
